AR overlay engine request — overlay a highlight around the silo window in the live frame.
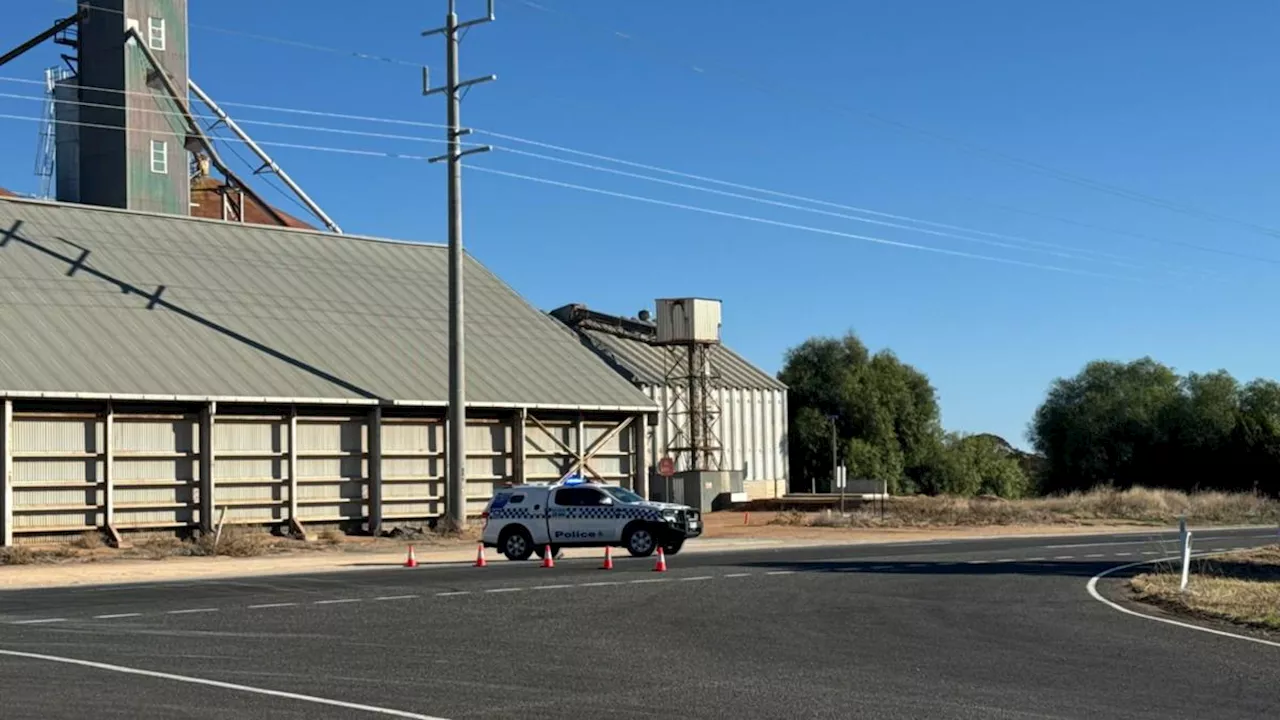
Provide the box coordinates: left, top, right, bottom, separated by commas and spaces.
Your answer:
150, 140, 168, 174
148, 17, 166, 51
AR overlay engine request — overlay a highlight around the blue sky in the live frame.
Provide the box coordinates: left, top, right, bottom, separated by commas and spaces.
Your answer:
3, 0, 1280, 449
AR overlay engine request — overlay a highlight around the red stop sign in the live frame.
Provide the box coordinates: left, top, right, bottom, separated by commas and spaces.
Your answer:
658, 457, 675, 477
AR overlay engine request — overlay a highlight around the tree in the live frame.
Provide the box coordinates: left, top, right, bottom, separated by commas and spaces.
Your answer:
1029, 358, 1279, 497
914, 433, 1030, 498
779, 333, 941, 494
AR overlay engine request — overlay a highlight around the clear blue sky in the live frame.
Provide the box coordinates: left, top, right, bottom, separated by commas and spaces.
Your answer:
3, 0, 1280, 449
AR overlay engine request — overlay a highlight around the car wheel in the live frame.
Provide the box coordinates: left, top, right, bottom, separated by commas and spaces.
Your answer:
499, 527, 534, 561
662, 538, 685, 556
624, 525, 657, 558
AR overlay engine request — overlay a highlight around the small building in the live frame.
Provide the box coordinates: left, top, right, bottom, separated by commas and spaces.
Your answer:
0, 196, 657, 546
550, 304, 788, 500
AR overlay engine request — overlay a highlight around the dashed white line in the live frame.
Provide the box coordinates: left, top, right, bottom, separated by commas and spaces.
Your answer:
531, 584, 574, 591
992, 558, 1016, 564
93, 613, 141, 620
247, 602, 297, 609
1025, 557, 1047, 562
1085, 554, 1106, 558
724, 572, 752, 578
578, 581, 622, 587
167, 608, 217, 615
484, 587, 522, 594
313, 599, 361, 606
1114, 552, 1133, 557
680, 575, 714, 582
374, 595, 418, 602
966, 560, 990, 565
1053, 555, 1075, 560
11, 618, 67, 625
628, 578, 668, 584
436, 591, 471, 597
765, 570, 795, 576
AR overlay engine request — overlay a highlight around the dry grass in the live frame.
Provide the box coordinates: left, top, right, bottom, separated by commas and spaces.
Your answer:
69, 531, 105, 550
317, 527, 346, 546
195, 527, 277, 557
768, 488, 1280, 529
1130, 546, 1280, 631
0, 546, 37, 565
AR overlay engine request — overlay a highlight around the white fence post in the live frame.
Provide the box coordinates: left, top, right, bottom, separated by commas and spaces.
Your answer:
1180, 530, 1193, 593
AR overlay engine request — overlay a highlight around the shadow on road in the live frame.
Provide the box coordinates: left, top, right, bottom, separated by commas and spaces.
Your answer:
737, 558, 1180, 579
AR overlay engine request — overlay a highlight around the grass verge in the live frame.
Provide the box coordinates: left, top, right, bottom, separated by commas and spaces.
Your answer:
768, 488, 1280, 529
1130, 546, 1280, 632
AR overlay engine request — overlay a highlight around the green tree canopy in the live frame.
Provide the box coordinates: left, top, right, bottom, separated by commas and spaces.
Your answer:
779, 333, 942, 494
1029, 358, 1280, 496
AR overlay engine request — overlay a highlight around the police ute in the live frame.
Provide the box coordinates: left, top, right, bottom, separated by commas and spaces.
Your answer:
481, 477, 702, 561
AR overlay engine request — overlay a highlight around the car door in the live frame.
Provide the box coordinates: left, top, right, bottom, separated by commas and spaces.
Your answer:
548, 487, 617, 544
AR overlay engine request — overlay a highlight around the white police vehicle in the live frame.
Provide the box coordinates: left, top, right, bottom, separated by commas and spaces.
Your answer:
481, 477, 702, 561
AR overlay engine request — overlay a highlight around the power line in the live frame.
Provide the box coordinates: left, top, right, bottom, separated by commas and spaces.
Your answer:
508, 0, 1280, 241
0, 111, 1148, 282
466, 164, 1146, 284
0, 78, 1192, 271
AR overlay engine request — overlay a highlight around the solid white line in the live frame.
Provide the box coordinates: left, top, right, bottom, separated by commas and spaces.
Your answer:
0, 648, 452, 719
374, 595, 418, 602
167, 608, 217, 615
723, 572, 752, 577
1086, 554, 1280, 650
247, 603, 297, 609
313, 599, 361, 606
484, 588, 521, 594
10, 618, 66, 625
93, 613, 141, 620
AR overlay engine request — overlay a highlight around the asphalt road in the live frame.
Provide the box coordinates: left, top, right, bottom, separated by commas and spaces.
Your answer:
1, 527, 1276, 719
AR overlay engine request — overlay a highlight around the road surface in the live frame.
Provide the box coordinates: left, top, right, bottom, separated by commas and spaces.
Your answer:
1, 527, 1276, 719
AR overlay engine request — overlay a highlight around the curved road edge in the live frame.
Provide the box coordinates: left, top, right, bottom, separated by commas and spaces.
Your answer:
1086, 552, 1280, 650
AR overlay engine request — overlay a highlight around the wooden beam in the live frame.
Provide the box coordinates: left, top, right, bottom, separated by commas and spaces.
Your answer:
367, 406, 383, 536
512, 409, 526, 485
198, 402, 216, 533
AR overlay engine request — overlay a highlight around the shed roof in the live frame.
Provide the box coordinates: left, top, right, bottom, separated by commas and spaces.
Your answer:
550, 304, 786, 391
0, 197, 657, 411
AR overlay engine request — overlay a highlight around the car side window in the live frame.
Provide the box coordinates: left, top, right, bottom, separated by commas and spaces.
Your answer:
509, 494, 525, 504
580, 490, 610, 507
553, 488, 580, 506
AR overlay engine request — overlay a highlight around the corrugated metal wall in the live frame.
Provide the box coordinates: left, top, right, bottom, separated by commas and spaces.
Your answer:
3, 404, 639, 543
643, 384, 788, 499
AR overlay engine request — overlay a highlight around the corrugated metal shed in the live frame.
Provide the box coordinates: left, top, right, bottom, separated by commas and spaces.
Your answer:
0, 197, 656, 411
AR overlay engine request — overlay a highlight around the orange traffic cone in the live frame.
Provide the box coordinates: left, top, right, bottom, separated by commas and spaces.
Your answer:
541, 545, 555, 568
404, 545, 418, 568
474, 543, 487, 568
601, 546, 614, 570
653, 546, 667, 572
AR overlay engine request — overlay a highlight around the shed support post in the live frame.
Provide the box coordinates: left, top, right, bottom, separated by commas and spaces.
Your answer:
1, 399, 12, 547
102, 401, 124, 547
367, 406, 383, 537
633, 415, 648, 498
286, 407, 309, 539
199, 402, 216, 534
512, 409, 526, 485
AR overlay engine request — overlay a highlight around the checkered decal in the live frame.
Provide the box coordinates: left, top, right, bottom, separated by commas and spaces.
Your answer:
547, 506, 664, 521
487, 506, 543, 520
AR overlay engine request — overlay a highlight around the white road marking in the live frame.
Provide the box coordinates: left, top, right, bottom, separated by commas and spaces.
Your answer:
1025, 558, 1047, 562
1114, 553, 1133, 557
313, 599, 361, 606
484, 588, 521, 594
966, 560, 990, 565
1053, 555, 1075, 560
1087, 554, 1280, 650
1141, 551, 1159, 555
1085, 554, 1106, 558
436, 591, 470, 597
0, 648, 453, 719
578, 581, 621, 587
374, 595, 418, 602
724, 572, 752, 577
10, 618, 66, 625
628, 578, 668, 584
680, 576, 714, 582
765, 570, 795, 576
247, 603, 297, 610
992, 558, 1016, 564
93, 613, 141, 620
167, 608, 217, 615
530, 584, 574, 591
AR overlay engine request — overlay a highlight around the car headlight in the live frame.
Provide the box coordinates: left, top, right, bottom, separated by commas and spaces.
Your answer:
662, 513, 678, 523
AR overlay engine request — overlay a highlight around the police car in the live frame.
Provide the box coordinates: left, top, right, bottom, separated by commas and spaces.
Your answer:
481, 477, 702, 561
